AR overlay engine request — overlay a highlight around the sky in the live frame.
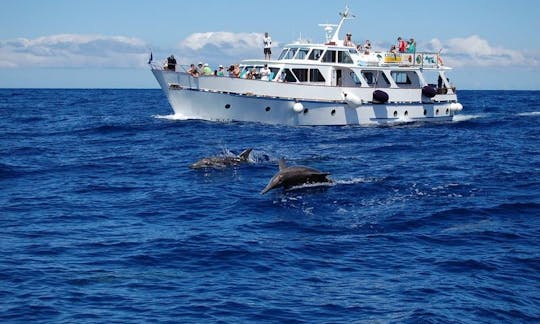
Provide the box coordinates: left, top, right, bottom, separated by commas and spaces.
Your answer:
1, 0, 539, 89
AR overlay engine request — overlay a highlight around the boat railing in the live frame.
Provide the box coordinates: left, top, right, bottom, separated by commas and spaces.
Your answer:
150, 60, 192, 73
373, 51, 445, 68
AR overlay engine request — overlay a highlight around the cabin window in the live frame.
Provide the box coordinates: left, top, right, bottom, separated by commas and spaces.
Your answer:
338, 51, 353, 64
321, 50, 337, 63
295, 48, 310, 60
283, 48, 298, 60
308, 49, 324, 61
350, 71, 361, 85
362, 71, 389, 86
283, 69, 297, 82
310, 69, 326, 82
278, 49, 289, 60
362, 72, 375, 85
292, 68, 308, 82
391, 71, 411, 84
349, 49, 358, 55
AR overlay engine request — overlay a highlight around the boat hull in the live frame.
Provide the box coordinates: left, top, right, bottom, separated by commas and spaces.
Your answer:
153, 69, 456, 126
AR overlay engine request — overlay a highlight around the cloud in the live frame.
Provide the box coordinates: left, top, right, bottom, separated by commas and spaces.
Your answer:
0, 34, 149, 68
176, 32, 276, 65
425, 35, 537, 68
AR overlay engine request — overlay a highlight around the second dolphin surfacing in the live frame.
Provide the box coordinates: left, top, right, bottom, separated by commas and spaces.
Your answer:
261, 158, 333, 194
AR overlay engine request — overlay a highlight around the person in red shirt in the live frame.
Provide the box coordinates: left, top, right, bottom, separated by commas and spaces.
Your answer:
397, 37, 406, 52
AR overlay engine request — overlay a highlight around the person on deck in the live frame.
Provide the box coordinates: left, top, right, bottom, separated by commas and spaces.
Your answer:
397, 37, 406, 52
263, 32, 272, 60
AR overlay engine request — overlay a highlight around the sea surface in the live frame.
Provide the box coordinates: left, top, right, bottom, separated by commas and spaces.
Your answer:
1, 89, 539, 323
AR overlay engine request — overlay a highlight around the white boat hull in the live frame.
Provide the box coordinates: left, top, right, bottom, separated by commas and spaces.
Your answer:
152, 69, 456, 126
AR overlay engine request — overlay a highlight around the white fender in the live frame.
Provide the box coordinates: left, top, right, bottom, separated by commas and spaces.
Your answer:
293, 102, 304, 113
343, 91, 363, 106
449, 102, 463, 111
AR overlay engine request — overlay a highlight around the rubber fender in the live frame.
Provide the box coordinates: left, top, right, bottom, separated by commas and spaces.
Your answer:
373, 90, 389, 104
422, 85, 437, 98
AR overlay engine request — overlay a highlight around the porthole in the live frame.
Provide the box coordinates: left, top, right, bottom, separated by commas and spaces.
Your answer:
435, 109, 439, 115
445, 108, 449, 115
265, 106, 271, 112
423, 109, 427, 116
331, 109, 336, 116
393, 111, 398, 118
404, 110, 409, 117
225, 104, 231, 109
303, 108, 309, 114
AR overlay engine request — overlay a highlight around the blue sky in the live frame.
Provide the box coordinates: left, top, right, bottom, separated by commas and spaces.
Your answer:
1, 0, 539, 89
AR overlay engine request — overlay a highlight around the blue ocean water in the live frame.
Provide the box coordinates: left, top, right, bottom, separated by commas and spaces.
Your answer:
1, 88, 539, 323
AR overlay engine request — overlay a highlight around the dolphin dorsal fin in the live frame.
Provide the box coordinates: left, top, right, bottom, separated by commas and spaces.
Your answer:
238, 148, 253, 161
278, 158, 286, 170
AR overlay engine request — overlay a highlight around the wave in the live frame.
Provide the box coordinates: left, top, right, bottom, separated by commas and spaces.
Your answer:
452, 113, 487, 122
153, 113, 201, 121
516, 111, 540, 117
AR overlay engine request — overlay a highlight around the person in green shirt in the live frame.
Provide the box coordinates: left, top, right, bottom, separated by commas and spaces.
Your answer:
407, 38, 416, 53
202, 63, 213, 75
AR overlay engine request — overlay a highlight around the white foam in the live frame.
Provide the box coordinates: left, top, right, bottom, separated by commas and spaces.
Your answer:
153, 113, 199, 121
286, 182, 335, 191
335, 177, 378, 185
452, 114, 485, 122
517, 111, 540, 117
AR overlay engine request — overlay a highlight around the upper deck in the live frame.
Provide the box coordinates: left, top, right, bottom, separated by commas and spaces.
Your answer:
273, 44, 447, 70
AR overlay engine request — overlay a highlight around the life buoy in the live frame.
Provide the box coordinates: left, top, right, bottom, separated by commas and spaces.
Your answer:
415, 55, 422, 64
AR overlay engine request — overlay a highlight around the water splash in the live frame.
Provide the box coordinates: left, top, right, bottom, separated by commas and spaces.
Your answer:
516, 111, 540, 117
153, 113, 199, 120
452, 113, 486, 122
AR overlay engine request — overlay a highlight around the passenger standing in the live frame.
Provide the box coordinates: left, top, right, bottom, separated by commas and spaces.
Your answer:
166, 55, 177, 71
232, 64, 241, 78
263, 32, 272, 60
197, 62, 204, 75
188, 64, 199, 77
217, 65, 226, 76
397, 37, 406, 52
260, 64, 271, 81
202, 63, 212, 75
407, 38, 416, 53
363, 40, 372, 54
344, 33, 353, 47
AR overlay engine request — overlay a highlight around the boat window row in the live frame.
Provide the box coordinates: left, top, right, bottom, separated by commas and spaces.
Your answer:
237, 64, 422, 88
278, 47, 356, 64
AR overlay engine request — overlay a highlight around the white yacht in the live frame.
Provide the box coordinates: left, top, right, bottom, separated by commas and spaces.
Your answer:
150, 7, 462, 126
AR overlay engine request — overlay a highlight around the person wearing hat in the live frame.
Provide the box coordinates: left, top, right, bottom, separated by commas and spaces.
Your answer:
260, 64, 271, 81
217, 65, 226, 76
202, 63, 212, 75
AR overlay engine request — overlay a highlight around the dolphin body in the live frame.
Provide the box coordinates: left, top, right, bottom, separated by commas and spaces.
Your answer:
261, 158, 333, 194
190, 148, 253, 169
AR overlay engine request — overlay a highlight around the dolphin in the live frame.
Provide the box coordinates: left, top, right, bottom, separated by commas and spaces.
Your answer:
261, 158, 333, 194
190, 148, 253, 169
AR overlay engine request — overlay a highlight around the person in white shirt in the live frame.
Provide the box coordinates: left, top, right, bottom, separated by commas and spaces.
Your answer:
260, 64, 271, 81
263, 32, 272, 60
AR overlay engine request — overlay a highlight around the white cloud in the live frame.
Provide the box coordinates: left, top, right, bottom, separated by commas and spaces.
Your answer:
175, 32, 276, 65
0, 34, 149, 68
425, 35, 536, 68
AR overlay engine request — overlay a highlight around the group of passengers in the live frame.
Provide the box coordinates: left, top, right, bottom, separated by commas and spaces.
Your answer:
187, 62, 272, 81
390, 37, 416, 53
344, 33, 416, 55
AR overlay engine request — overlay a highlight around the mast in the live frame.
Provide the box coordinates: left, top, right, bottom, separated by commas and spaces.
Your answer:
331, 6, 355, 43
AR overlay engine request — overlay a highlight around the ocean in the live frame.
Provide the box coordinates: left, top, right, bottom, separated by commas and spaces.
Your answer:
1, 89, 539, 323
